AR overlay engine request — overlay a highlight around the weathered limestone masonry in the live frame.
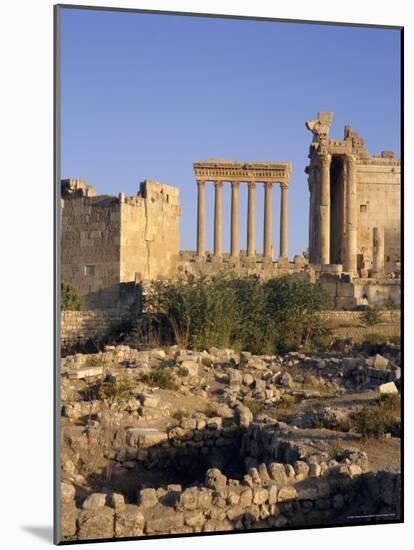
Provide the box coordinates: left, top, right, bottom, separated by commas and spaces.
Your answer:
61, 421, 401, 540
61, 179, 180, 311
61, 311, 133, 348
61, 112, 400, 313
304, 112, 401, 309
306, 112, 400, 273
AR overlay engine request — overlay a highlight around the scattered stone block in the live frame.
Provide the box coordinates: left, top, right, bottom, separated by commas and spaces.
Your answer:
138, 488, 158, 508
82, 493, 107, 510
127, 428, 168, 448
115, 506, 145, 537
109, 493, 126, 510
278, 485, 297, 502
61, 482, 76, 504
205, 468, 227, 491
68, 366, 104, 380
268, 463, 288, 485
78, 507, 114, 540
235, 404, 253, 428
374, 354, 390, 370
379, 381, 398, 395
145, 511, 184, 534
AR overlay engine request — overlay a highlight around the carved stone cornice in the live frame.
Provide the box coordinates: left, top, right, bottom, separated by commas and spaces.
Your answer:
194, 159, 292, 185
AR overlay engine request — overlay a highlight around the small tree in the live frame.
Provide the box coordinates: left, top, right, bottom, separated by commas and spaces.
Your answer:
361, 306, 382, 327
61, 281, 83, 311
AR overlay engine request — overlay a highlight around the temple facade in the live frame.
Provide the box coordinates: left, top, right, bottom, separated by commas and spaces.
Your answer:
305, 112, 400, 277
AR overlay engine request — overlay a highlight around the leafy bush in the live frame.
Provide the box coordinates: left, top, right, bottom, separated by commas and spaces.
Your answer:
136, 273, 329, 354
361, 306, 382, 327
383, 298, 400, 311
171, 409, 189, 421
140, 367, 178, 390
203, 404, 220, 418
275, 394, 297, 408
328, 439, 346, 461
244, 398, 264, 416
61, 281, 83, 311
361, 333, 389, 355
177, 366, 189, 377
84, 355, 101, 367
352, 394, 401, 438
98, 377, 135, 405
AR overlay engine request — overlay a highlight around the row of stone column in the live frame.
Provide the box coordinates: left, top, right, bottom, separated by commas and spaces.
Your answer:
196, 181, 288, 259
318, 153, 357, 273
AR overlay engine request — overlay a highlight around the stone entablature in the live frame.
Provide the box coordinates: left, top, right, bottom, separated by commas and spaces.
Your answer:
193, 159, 292, 184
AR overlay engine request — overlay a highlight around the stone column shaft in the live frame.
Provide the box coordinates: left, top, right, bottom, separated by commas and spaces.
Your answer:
214, 181, 223, 257
263, 182, 273, 259
320, 153, 331, 265
372, 226, 385, 274
344, 155, 357, 274
196, 180, 206, 256
279, 183, 289, 258
230, 181, 240, 257
247, 182, 256, 257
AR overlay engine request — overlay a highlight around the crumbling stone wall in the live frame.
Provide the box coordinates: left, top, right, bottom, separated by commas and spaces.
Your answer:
61, 311, 133, 348
61, 180, 180, 310
61, 452, 401, 540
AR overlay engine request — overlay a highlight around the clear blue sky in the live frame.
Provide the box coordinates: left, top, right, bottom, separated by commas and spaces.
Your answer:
60, 7, 401, 257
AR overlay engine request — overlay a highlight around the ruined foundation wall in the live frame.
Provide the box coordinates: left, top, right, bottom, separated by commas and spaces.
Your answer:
61, 418, 401, 540
61, 310, 134, 348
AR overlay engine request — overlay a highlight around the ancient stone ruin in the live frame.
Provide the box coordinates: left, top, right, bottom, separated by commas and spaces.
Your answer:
60, 343, 401, 541
59, 112, 401, 541
60, 112, 400, 315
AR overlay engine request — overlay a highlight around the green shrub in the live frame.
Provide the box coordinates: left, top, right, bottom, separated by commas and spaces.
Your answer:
383, 298, 400, 311
274, 394, 297, 409
140, 367, 178, 390
171, 409, 189, 421
244, 398, 264, 416
203, 404, 220, 418
84, 355, 101, 368
361, 306, 382, 327
353, 394, 401, 438
137, 273, 329, 354
177, 366, 189, 377
61, 281, 83, 311
328, 439, 346, 461
98, 377, 135, 404
361, 333, 388, 354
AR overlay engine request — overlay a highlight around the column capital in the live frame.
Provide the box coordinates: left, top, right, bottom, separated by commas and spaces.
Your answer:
214, 180, 223, 188
231, 180, 240, 188
247, 181, 256, 189
196, 179, 205, 186
346, 154, 357, 165
280, 182, 289, 190
264, 181, 273, 189
318, 152, 332, 165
